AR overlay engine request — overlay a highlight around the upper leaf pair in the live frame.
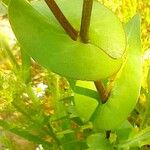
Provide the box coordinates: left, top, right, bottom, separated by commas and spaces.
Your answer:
8, 0, 126, 81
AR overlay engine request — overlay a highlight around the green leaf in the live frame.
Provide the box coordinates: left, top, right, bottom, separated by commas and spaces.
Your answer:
74, 94, 98, 122
74, 81, 99, 122
8, 0, 124, 81
92, 14, 143, 130
75, 80, 99, 100
115, 120, 133, 142
75, 86, 99, 100
89, 1, 126, 58
32, 0, 126, 59
67, 78, 76, 90
87, 133, 113, 150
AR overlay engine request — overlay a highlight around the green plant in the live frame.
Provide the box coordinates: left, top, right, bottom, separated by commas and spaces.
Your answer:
0, 0, 149, 149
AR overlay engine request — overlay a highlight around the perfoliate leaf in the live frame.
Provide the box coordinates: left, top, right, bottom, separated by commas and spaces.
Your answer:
74, 94, 98, 122
92, 14, 142, 130
74, 81, 99, 122
32, 0, 126, 59
8, 0, 124, 81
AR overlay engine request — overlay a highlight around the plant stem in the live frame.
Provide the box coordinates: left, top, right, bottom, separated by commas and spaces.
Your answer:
94, 80, 108, 103
45, 0, 109, 102
80, 0, 93, 43
80, 0, 108, 102
44, 0, 78, 40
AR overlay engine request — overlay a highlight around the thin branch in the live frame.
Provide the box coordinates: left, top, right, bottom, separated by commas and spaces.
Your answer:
94, 80, 108, 103
80, 0, 94, 43
80, 0, 109, 102
45, 0, 109, 102
45, 0, 78, 40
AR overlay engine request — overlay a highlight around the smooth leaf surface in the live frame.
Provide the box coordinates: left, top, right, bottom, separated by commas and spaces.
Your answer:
8, 0, 124, 81
74, 81, 99, 122
74, 94, 98, 122
75, 80, 98, 100
115, 120, 133, 142
92, 14, 143, 130
32, 0, 126, 58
